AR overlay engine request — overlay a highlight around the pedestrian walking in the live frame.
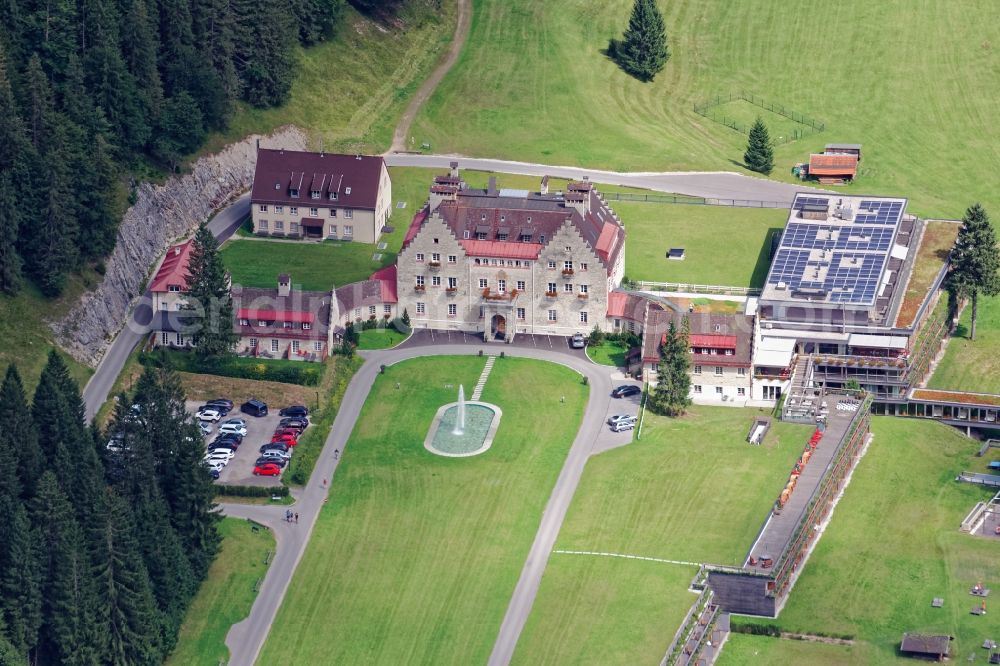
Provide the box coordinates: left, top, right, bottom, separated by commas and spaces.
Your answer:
285, 509, 292, 523
322, 478, 327, 488
294, 512, 299, 524
334, 449, 340, 459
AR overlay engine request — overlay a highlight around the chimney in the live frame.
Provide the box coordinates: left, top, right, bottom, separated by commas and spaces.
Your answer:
174, 245, 181, 256
278, 274, 291, 297
449, 161, 459, 178
540, 175, 549, 195
487, 176, 497, 196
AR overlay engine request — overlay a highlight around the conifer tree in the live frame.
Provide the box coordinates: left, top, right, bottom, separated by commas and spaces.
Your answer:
744, 116, 774, 175
649, 319, 691, 416
0, 501, 42, 657
612, 0, 670, 82
184, 223, 236, 357
947, 203, 1000, 341
1, 366, 42, 497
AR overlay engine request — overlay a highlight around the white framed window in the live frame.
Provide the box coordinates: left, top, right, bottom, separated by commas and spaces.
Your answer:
239, 318, 249, 326
579, 284, 588, 294
516, 307, 526, 321
354, 308, 361, 318
448, 255, 457, 264
249, 337, 257, 348
448, 303, 457, 317
161, 331, 168, 344
416, 253, 425, 262
715, 386, 723, 394
547, 261, 556, 269
547, 282, 557, 292
479, 278, 488, 289
725, 349, 734, 356
497, 279, 506, 293
344, 209, 353, 219
431, 253, 440, 262
175, 332, 183, 345
314, 341, 323, 351
384, 304, 392, 314
464, 230, 471, 239
169, 285, 181, 293
737, 387, 746, 396
258, 220, 268, 231
257, 320, 267, 326
303, 322, 311, 330
432, 276, 441, 286
309, 207, 318, 216
258, 204, 268, 212
290, 207, 298, 215
415, 276, 424, 287
369, 306, 376, 316
693, 385, 702, 394
345, 186, 351, 195
291, 340, 300, 353
715, 366, 723, 376
448, 277, 457, 288
328, 226, 337, 237
275, 205, 284, 213
580, 311, 588, 323
516, 280, 525, 291
694, 365, 702, 374
290, 222, 299, 234
581, 262, 588, 271
330, 209, 337, 217
563, 283, 573, 292
547, 310, 557, 322
271, 339, 279, 352
416, 302, 425, 314
274, 221, 284, 231
738, 367, 746, 376
344, 225, 353, 236
564, 260, 573, 270
497, 232, 508, 241
310, 190, 320, 199
283, 321, 293, 329
564, 246, 571, 252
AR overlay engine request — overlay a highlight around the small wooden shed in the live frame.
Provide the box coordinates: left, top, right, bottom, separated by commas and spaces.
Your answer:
808, 154, 859, 183
824, 143, 863, 161
900, 633, 951, 662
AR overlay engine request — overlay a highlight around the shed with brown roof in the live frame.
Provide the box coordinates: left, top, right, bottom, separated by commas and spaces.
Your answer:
899, 633, 950, 661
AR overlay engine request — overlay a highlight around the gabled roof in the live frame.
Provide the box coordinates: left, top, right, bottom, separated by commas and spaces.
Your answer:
808, 153, 858, 176
641, 309, 753, 365
150, 240, 194, 292
239, 309, 315, 324
231, 284, 331, 340
251, 149, 385, 210
690, 334, 737, 349
370, 264, 398, 304
459, 240, 543, 260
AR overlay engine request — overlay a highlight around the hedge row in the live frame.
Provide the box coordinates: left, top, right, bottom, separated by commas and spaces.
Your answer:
139, 350, 322, 386
215, 484, 289, 498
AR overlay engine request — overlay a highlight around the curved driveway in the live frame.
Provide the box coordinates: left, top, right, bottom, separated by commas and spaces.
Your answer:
222, 334, 638, 665
385, 153, 830, 204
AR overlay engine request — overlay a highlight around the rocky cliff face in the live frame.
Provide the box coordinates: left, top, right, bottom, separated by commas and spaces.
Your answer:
52, 127, 308, 367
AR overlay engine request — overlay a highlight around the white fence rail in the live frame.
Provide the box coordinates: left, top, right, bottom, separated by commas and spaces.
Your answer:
636, 281, 762, 297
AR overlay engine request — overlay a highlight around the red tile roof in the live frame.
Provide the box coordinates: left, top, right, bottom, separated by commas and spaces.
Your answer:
403, 209, 428, 248
808, 154, 858, 177
150, 240, 194, 292
690, 334, 737, 348
238, 309, 315, 324
607, 291, 628, 317
370, 264, 398, 303
458, 239, 543, 259
595, 223, 618, 263
251, 149, 385, 210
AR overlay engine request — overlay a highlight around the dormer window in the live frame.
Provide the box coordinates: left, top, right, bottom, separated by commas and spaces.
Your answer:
239, 318, 249, 326
168, 285, 181, 293
289, 188, 299, 198
283, 321, 293, 329
310, 190, 320, 199
539, 234, 546, 243
257, 320, 267, 326
345, 186, 351, 195
274, 183, 280, 190
303, 323, 311, 330
329, 192, 338, 200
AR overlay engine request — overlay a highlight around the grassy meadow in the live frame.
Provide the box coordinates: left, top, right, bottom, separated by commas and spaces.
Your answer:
414, 0, 1000, 220
929, 297, 1000, 394
257, 356, 587, 664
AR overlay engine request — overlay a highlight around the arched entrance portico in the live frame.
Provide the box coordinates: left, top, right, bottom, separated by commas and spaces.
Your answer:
491, 314, 506, 340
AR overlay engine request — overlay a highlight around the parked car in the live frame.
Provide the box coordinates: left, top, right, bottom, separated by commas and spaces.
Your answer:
198, 422, 213, 436
207, 399, 234, 410
260, 449, 292, 461
241, 399, 268, 417
253, 463, 282, 477
206, 448, 236, 460
218, 423, 248, 437
208, 468, 221, 480
212, 433, 242, 446
607, 414, 636, 427
611, 385, 642, 399
204, 460, 225, 473
279, 417, 309, 430
260, 443, 289, 454
203, 454, 230, 467
198, 408, 222, 422
221, 417, 246, 427
255, 456, 287, 468
570, 333, 586, 349
272, 428, 300, 439
279, 405, 309, 418
610, 421, 635, 433
270, 434, 297, 446
202, 402, 231, 416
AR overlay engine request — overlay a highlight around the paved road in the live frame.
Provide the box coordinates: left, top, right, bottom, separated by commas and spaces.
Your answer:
390, 0, 471, 153
384, 154, 830, 204
221, 332, 642, 665
81, 193, 251, 421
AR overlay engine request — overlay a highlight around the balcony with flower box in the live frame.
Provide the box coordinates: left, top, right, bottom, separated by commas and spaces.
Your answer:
577, 292, 588, 299
445, 287, 458, 296
428, 260, 441, 270
482, 288, 518, 302
545, 290, 558, 298
561, 268, 575, 278
414, 284, 426, 293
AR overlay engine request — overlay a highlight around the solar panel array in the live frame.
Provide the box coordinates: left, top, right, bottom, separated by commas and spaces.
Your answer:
781, 222, 894, 253
768, 249, 887, 304
792, 196, 830, 210
855, 200, 904, 225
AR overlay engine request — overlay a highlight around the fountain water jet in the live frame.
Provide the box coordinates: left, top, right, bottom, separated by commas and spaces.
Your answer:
452, 385, 466, 435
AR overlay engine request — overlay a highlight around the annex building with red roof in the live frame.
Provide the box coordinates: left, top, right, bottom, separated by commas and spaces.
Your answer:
395, 163, 626, 341
249, 149, 392, 244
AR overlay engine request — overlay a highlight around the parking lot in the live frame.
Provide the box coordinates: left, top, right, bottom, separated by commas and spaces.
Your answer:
187, 400, 293, 487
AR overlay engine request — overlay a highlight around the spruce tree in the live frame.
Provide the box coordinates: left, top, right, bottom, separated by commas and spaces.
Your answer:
0, 501, 43, 657
947, 203, 1000, 341
184, 223, 236, 357
0, 365, 42, 498
649, 319, 691, 417
744, 116, 774, 175
0, 174, 23, 295
613, 0, 670, 82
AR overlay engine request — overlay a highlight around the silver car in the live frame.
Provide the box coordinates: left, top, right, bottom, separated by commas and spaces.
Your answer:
607, 414, 636, 427
570, 333, 586, 349
610, 420, 635, 433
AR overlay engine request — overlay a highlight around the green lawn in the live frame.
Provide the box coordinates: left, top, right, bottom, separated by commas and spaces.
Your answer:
258, 356, 587, 664
718, 634, 872, 666
586, 339, 630, 367
414, 0, 1000, 220
618, 203, 785, 286
513, 406, 809, 664
928, 298, 1000, 394
513, 556, 697, 666
166, 518, 275, 666
746, 417, 998, 662
200, 0, 456, 156
357, 326, 408, 349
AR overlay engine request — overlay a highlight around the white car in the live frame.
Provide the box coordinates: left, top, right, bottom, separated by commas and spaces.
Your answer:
198, 422, 213, 436
610, 421, 635, 433
570, 333, 586, 349
204, 460, 226, 473
206, 448, 236, 460
198, 408, 222, 423
607, 414, 636, 427
221, 418, 247, 427
218, 423, 248, 437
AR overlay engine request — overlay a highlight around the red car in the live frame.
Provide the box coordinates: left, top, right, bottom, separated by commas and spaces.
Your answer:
271, 433, 298, 446
253, 463, 281, 476
272, 428, 300, 439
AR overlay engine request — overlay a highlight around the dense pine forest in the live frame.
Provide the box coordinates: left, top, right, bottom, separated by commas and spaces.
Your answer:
0, 0, 348, 298
0, 354, 219, 664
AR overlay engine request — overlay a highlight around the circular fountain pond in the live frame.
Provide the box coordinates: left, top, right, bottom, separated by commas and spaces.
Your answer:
424, 401, 502, 457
